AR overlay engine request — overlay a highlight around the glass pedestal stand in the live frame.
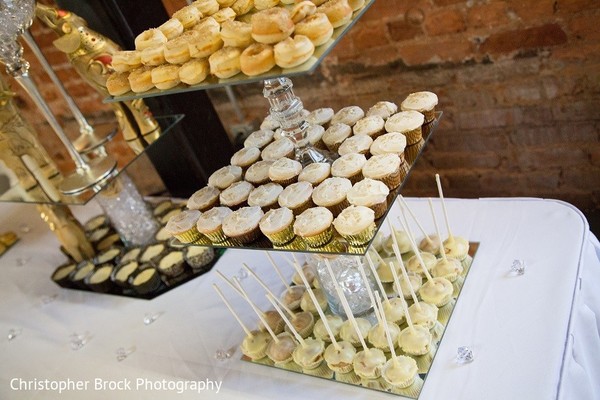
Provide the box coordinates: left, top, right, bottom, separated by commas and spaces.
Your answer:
263, 78, 337, 166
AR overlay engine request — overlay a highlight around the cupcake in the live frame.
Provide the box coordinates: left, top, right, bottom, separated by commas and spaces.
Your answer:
129, 265, 162, 295
111, 260, 139, 288
152, 201, 173, 218
366, 101, 398, 120
230, 146, 261, 170
305, 125, 326, 149
242, 330, 272, 361
385, 111, 424, 145
306, 107, 334, 127
331, 105, 365, 127
346, 178, 389, 219
165, 209, 202, 243
219, 181, 254, 209
261, 137, 295, 161
222, 206, 265, 244
266, 332, 297, 364
196, 207, 233, 243
187, 186, 220, 211
139, 243, 168, 265
260, 113, 280, 131
292, 337, 325, 371
401, 91, 438, 123
94, 247, 122, 266
245, 160, 274, 186
208, 165, 243, 190
314, 315, 344, 343
339, 318, 371, 348
381, 355, 419, 389
353, 115, 385, 139
278, 181, 314, 215
322, 123, 351, 152
268, 157, 302, 186
52, 263, 77, 288
370, 132, 407, 158
338, 134, 373, 156
293, 207, 334, 247
398, 325, 432, 356
419, 277, 454, 307
156, 250, 187, 277
324, 341, 356, 373
298, 162, 331, 186
331, 153, 366, 184
259, 207, 296, 246
333, 205, 376, 246
244, 129, 274, 149
247, 182, 283, 211
368, 322, 401, 352
362, 153, 403, 190
160, 208, 183, 225
184, 246, 215, 271
85, 264, 115, 293
312, 177, 352, 216
406, 252, 437, 276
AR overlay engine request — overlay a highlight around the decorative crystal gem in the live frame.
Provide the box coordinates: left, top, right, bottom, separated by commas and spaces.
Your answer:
41, 294, 58, 305
70, 332, 89, 350
236, 267, 248, 280
511, 260, 526, 275
214, 348, 233, 361
7, 328, 21, 341
15, 256, 31, 267
455, 346, 474, 364
143, 312, 161, 325
116, 346, 135, 362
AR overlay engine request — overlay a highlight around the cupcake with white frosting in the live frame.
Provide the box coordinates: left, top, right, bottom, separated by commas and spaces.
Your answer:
305, 125, 326, 149
401, 91, 438, 123
322, 123, 351, 152
244, 129, 274, 149
346, 178, 389, 219
312, 177, 352, 216
187, 186, 220, 211
278, 181, 314, 215
298, 162, 331, 186
219, 181, 254, 209
196, 207, 233, 243
208, 165, 243, 190
293, 206, 334, 247
353, 115, 385, 139
245, 160, 274, 186
165, 209, 203, 243
259, 207, 296, 246
331, 153, 366, 184
338, 134, 373, 156
247, 182, 283, 211
230, 146, 261, 170
222, 206, 264, 244
370, 132, 407, 158
269, 157, 302, 186
362, 153, 403, 190
366, 101, 398, 120
333, 205, 376, 246
331, 105, 364, 127
385, 111, 424, 145
306, 107, 334, 127
261, 137, 295, 161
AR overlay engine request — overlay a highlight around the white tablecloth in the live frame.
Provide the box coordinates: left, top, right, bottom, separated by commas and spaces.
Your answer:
0, 198, 598, 400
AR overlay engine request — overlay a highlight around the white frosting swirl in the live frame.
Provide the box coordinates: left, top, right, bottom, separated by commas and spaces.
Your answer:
244, 129, 274, 149
278, 181, 313, 209
333, 205, 374, 235
268, 157, 302, 181
312, 177, 352, 206
353, 115, 384, 136
259, 207, 294, 234
322, 123, 351, 147
366, 101, 398, 119
401, 91, 438, 112
261, 138, 294, 161
219, 181, 254, 206
306, 107, 334, 125
331, 106, 365, 126
370, 132, 407, 156
245, 160, 273, 184
196, 207, 232, 233
331, 153, 366, 178
347, 178, 389, 206
208, 165, 243, 189
306, 125, 325, 145
362, 154, 401, 179
298, 162, 331, 185
222, 206, 264, 237
248, 183, 283, 207
187, 186, 220, 210
338, 134, 373, 156
165, 209, 201, 234
385, 111, 424, 133
293, 207, 333, 236
231, 146, 261, 166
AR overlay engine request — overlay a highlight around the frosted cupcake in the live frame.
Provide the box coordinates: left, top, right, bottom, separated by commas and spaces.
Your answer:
337, 134, 373, 156
367, 101, 398, 120
261, 137, 295, 161
268, 157, 302, 186
187, 186, 220, 211
244, 129, 274, 149
260, 114, 280, 131
401, 91, 438, 123
312, 177, 352, 216
346, 178, 389, 219
298, 162, 331, 186
293, 207, 334, 247
259, 207, 295, 246
165, 209, 202, 243
322, 123, 352, 152
208, 165, 243, 190
385, 111, 424, 145
278, 181, 314, 215
305, 125, 326, 149
331, 105, 364, 127
353, 115, 385, 139
306, 107, 334, 127
196, 206, 233, 243
248, 182, 283, 211
370, 132, 407, 158
230, 146, 261, 170
362, 154, 403, 190
219, 181, 254, 209
222, 206, 264, 244
245, 160, 274, 186
331, 153, 366, 184
333, 205, 376, 246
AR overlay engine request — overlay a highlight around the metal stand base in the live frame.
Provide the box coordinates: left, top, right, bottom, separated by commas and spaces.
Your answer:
59, 156, 117, 195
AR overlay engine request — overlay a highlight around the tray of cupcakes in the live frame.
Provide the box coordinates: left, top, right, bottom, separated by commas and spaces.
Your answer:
214, 181, 478, 398
50, 200, 223, 300
167, 92, 441, 255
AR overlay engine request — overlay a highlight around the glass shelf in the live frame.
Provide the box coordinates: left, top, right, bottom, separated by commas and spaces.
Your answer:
0, 114, 184, 206
172, 112, 442, 256
103, 0, 376, 103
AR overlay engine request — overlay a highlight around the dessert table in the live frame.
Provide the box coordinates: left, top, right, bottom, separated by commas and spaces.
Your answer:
0, 197, 598, 400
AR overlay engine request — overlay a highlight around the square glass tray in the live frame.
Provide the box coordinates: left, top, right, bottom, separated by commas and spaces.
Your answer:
240, 242, 480, 399
103, 0, 376, 103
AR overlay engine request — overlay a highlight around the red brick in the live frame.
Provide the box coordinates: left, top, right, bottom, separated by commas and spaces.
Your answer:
444, 170, 483, 193
589, 144, 600, 167
431, 129, 511, 152
387, 20, 424, 42
556, 0, 600, 13
467, 2, 512, 30
551, 101, 599, 121
505, 0, 557, 23
552, 42, 600, 61
561, 167, 600, 194
430, 151, 502, 169
397, 38, 474, 66
515, 146, 588, 169
434, 0, 465, 5
480, 24, 568, 58
456, 108, 520, 130
424, 9, 466, 36
352, 24, 390, 50
569, 14, 600, 41
525, 169, 561, 191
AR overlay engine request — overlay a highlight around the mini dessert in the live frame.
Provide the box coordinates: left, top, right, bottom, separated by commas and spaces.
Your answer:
265, 332, 297, 364
385, 111, 425, 145
314, 315, 344, 343
443, 236, 470, 264
284, 311, 315, 338
353, 115, 385, 139
278, 181, 314, 215
183, 246, 215, 271
322, 123, 351, 152
244, 129, 274, 149
192, 0, 219, 16
258, 310, 285, 335
95, 247, 122, 266
396, 272, 423, 300
305, 124, 326, 148
291, 264, 317, 287
431, 258, 463, 282
179, 59, 210, 85
112, 50, 142, 73
401, 91, 438, 123
221, 20, 254, 48
348, 0, 365, 11
241, 330, 272, 360
140, 243, 167, 265
419, 277, 454, 307
300, 288, 328, 315
338, 134, 372, 156
128, 66, 154, 93
193, 16, 221, 33
255, 0, 279, 10
231, 147, 262, 170
158, 18, 184, 40
298, 162, 331, 186
153, 201, 174, 217
398, 325, 432, 356
260, 114, 280, 131
165, 31, 199, 64
52, 263, 77, 288
135, 28, 167, 51
140, 44, 166, 67
331, 153, 366, 184
368, 321, 401, 352
69, 261, 95, 288
209, 47, 242, 79
196, 207, 233, 243
408, 301, 439, 330
281, 285, 306, 310
84, 215, 109, 233
88, 225, 111, 244
370, 132, 407, 157
261, 137, 295, 161
274, 35, 315, 69
367, 101, 398, 120
406, 251, 437, 276
173, 5, 202, 29
129, 265, 162, 294
106, 72, 131, 96
382, 297, 406, 324
85, 264, 114, 293
362, 153, 403, 190
296, 13, 335, 46
248, 183, 284, 211
217, 0, 236, 7
160, 208, 183, 225
311, 177, 352, 216
187, 186, 220, 212
222, 206, 265, 244
419, 234, 442, 255
333, 205, 376, 246
293, 337, 327, 373
245, 160, 274, 186
268, 158, 302, 186
97, 234, 123, 252
339, 317, 371, 347
151, 64, 181, 90
293, 207, 334, 247
331, 105, 364, 127
240, 43, 276, 76
381, 228, 413, 256
291, 1, 317, 23
165, 209, 202, 243
317, 0, 353, 28
155, 226, 171, 242
306, 107, 334, 127
346, 178, 389, 219
353, 348, 386, 380
212, 7, 237, 24
188, 26, 223, 59
381, 356, 419, 390
231, 0, 254, 15
251, 8, 295, 44
259, 207, 295, 245
157, 250, 187, 277
208, 165, 243, 189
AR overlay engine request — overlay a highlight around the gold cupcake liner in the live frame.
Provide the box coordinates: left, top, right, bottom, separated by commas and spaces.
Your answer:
202, 228, 229, 244
308, 238, 346, 253
273, 235, 307, 250
264, 224, 295, 246
405, 140, 425, 165
334, 370, 360, 383
174, 228, 202, 244
191, 234, 212, 246
383, 372, 415, 390
379, 166, 402, 190
290, 198, 314, 216
230, 226, 261, 244
437, 299, 456, 325
370, 201, 387, 220
390, 375, 424, 397
326, 198, 351, 217
347, 244, 369, 254
302, 227, 334, 248
341, 222, 376, 247
303, 361, 334, 378
403, 126, 423, 145
422, 108, 436, 123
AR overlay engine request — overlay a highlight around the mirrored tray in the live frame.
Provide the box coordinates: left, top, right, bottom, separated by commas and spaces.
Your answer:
103, 0, 375, 103
171, 112, 442, 256
240, 242, 479, 399
0, 114, 184, 206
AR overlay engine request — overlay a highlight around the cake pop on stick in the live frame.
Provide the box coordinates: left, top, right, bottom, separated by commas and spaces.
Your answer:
435, 173, 453, 240
265, 251, 290, 289
243, 263, 298, 315
398, 195, 440, 254
263, 293, 301, 367
233, 278, 280, 343
265, 280, 315, 339
394, 213, 437, 277
428, 198, 463, 283
213, 284, 254, 338
387, 219, 424, 296
366, 252, 405, 325
357, 258, 381, 324
435, 174, 470, 267
267, 294, 305, 347
367, 262, 401, 352
366, 252, 391, 305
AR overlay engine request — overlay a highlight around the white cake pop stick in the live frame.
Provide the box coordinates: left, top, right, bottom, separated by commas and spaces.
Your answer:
265, 252, 290, 289
394, 243, 422, 308
435, 174, 454, 240
233, 278, 279, 343
216, 270, 246, 297
397, 209, 434, 282
374, 291, 399, 367
291, 260, 341, 350
213, 284, 254, 337
365, 252, 390, 306
243, 263, 295, 315
398, 195, 434, 245
393, 273, 415, 331
266, 294, 306, 347
428, 197, 448, 263
357, 258, 382, 326
324, 259, 369, 352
